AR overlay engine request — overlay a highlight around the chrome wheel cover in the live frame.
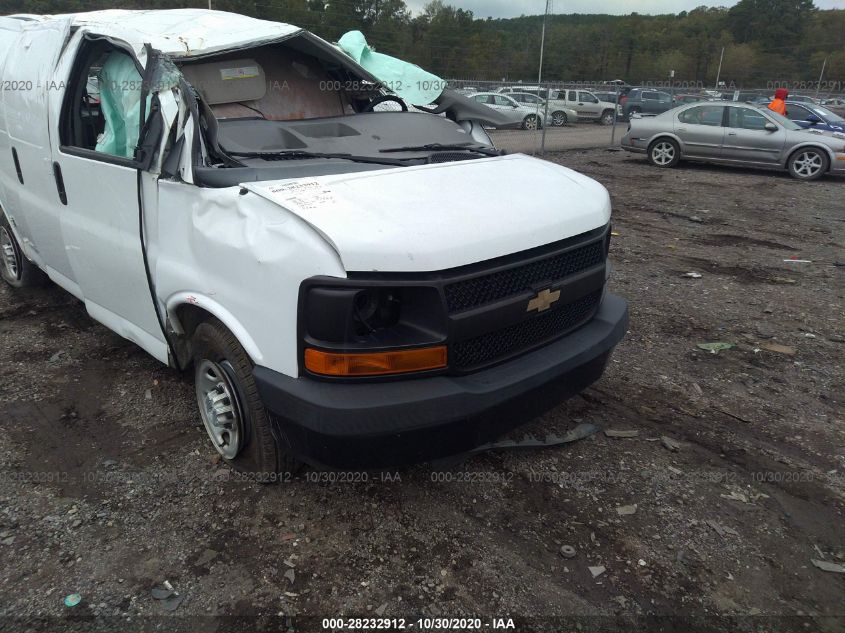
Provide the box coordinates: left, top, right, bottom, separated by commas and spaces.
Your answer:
195, 359, 243, 460
652, 142, 676, 165
793, 152, 823, 178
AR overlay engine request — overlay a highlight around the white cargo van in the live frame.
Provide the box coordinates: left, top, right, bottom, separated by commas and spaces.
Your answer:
0, 10, 628, 476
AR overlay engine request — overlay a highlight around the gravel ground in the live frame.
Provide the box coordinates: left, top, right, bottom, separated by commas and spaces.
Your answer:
0, 148, 843, 633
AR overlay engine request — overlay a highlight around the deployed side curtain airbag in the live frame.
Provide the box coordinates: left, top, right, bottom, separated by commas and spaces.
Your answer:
337, 31, 445, 106
96, 52, 149, 158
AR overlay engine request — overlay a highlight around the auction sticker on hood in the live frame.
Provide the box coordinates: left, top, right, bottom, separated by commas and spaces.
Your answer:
258, 180, 340, 213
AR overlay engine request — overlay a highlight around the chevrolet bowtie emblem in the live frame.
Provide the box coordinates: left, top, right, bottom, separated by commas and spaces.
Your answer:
527, 288, 561, 312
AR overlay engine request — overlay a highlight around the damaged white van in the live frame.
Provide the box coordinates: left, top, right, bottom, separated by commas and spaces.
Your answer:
0, 10, 628, 475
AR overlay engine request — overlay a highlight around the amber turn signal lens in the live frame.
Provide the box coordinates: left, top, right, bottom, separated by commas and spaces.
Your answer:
304, 346, 447, 377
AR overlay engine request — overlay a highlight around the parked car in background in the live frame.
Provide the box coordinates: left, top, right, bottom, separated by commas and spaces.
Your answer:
593, 91, 624, 119
621, 102, 845, 181
507, 92, 578, 126
499, 86, 616, 125
787, 95, 820, 105
621, 88, 675, 118
820, 97, 845, 114
469, 92, 545, 129
786, 102, 845, 135
673, 94, 707, 105
544, 89, 617, 125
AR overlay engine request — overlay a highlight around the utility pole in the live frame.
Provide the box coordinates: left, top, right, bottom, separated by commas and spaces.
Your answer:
535, 0, 552, 155
208, 0, 213, 9
714, 46, 725, 92
815, 57, 828, 99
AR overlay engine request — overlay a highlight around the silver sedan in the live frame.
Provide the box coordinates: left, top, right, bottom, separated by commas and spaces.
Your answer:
621, 102, 845, 180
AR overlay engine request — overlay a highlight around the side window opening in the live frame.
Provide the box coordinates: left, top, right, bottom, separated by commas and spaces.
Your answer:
728, 107, 769, 131
61, 41, 148, 160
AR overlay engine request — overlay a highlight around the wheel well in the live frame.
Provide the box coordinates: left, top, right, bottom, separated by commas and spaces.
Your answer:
169, 303, 215, 369
786, 145, 832, 171
648, 136, 679, 152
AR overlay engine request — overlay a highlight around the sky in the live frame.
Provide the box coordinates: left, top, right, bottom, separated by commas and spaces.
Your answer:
403, 0, 845, 19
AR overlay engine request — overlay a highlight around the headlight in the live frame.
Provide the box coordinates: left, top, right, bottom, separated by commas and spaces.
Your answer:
301, 281, 448, 376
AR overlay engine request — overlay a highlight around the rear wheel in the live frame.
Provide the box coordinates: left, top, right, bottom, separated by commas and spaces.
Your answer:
648, 138, 680, 168
192, 318, 300, 481
0, 212, 47, 288
522, 114, 539, 130
788, 148, 828, 181
551, 110, 568, 127
600, 110, 615, 126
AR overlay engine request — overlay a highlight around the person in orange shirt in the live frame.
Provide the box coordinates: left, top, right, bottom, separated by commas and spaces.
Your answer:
768, 88, 789, 116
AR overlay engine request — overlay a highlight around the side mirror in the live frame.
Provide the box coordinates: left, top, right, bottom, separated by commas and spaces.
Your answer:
764, 122, 778, 132
805, 114, 822, 124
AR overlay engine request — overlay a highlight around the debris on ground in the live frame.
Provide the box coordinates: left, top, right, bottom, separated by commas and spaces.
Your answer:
696, 342, 735, 354
560, 545, 576, 559
589, 566, 606, 578
683, 272, 703, 278
706, 520, 739, 538
811, 560, 845, 574
615, 504, 638, 516
604, 429, 639, 438
758, 342, 797, 356
63, 593, 82, 608
151, 580, 184, 611
661, 436, 681, 452
284, 568, 296, 584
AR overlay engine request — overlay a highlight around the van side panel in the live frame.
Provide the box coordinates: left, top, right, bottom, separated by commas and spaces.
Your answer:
0, 18, 79, 290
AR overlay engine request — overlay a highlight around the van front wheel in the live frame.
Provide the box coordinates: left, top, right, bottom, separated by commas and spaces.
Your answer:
0, 213, 47, 288
191, 318, 300, 481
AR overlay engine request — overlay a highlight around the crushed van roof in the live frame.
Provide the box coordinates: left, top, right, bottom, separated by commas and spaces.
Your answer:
3, 9, 301, 58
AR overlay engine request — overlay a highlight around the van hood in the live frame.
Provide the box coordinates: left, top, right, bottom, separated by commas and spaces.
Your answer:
244, 154, 611, 272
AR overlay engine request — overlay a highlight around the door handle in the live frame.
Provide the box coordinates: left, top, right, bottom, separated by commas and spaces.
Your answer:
11, 148, 23, 185
727, 132, 737, 136
677, 127, 686, 132
52, 162, 67, 206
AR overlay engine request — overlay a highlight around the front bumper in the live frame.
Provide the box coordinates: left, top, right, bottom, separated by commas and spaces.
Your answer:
255, 293, 628, 470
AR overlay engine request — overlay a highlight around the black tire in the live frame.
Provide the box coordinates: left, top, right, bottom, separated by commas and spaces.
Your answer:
600, 110, 615, 126
551, 110, 568, 127
192, 318, 300, 481
0, 211, 47, 288
787, 147, 828, 181
522, 114, 539, 130
648, 138, 681, 168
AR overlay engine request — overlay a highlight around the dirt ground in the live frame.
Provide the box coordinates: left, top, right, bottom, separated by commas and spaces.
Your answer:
0, 148, 843, 633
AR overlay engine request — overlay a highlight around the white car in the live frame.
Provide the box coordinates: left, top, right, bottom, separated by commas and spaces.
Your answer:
0, 10, 628, 474
506, 92, 579, 126
468, 92, 546, 129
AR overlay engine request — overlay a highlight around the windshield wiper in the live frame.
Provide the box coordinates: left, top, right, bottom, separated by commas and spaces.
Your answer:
226, 149, 407, 167
379, 143, 503, 157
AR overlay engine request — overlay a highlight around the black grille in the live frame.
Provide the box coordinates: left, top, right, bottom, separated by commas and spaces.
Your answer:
444, 240, 604, 313
451, 290, 602, 369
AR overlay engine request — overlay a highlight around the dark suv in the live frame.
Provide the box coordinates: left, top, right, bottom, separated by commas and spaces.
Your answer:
622, 88, 674, 118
